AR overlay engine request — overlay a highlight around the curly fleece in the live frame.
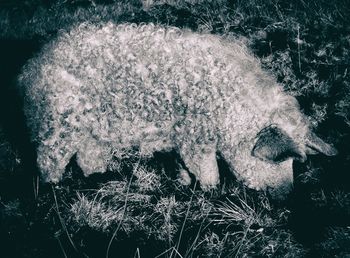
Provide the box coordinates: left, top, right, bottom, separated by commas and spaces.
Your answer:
18, 22, 333, 197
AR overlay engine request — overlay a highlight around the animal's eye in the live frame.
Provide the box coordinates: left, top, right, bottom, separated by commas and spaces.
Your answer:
251, 125, 306, 163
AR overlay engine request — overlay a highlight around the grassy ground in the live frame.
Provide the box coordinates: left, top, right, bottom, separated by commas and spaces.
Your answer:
0, 0, 349, 257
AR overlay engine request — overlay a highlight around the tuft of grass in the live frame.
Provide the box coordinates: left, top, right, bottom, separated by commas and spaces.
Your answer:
213, 195, 271, 228
200, 188, 305, 257
69, 163, 213, 246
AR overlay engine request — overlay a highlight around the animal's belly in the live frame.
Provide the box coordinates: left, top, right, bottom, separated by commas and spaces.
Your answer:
94, 116, 175, 151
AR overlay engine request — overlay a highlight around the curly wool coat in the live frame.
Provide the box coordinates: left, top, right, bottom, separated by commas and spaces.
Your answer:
18, 22, 336, 198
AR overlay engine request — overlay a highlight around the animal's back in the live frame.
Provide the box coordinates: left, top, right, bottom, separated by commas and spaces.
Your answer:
20, 23, 266, 147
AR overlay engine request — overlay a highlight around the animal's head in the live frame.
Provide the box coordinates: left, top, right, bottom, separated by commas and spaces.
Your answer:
231, 123, 337, 200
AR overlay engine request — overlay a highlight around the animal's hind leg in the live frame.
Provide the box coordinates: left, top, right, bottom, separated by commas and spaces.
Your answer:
37, 138, 77, 183
178, 143, 219, 191
76, 137, 112, 177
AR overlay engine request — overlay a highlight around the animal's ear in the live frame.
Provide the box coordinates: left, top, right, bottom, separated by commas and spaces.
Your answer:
305, 131, 337, 156
252, 125, 306, 163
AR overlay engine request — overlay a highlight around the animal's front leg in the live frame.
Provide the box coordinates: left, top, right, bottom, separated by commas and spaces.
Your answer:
179, 143, 219, 190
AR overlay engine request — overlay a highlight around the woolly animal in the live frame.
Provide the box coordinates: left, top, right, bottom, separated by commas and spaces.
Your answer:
18, 22, 337, 199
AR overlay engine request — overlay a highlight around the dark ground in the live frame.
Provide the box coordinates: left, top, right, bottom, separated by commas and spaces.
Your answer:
0, 0, 349, 257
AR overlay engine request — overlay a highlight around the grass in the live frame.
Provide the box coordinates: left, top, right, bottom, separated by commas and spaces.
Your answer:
64, 162, 303, 257
0, 0, 350, 257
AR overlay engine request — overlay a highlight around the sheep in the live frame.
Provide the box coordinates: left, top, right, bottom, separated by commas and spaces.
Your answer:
18, 22, 337, 199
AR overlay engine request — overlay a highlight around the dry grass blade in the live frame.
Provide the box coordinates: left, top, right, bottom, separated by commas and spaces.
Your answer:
52, 185, 78, 253
212, 196, 264, 227
105, 160, 139, 258
175, 181, 197, 252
